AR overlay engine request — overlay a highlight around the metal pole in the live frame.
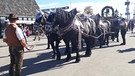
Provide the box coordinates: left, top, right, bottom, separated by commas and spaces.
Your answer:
0, 17, 1, 38
127, 0, 130, 20
70, 0, 71, 9
125, 0, 130, 21
134, 6, 135, 19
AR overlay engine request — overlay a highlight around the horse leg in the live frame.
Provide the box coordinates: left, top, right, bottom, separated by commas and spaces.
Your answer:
50, 39, 56, 59
111, 33, 115, 41
98, 36, 103, 48
63, 39, 71, 62
71, 41, 75, 53
116, 30, 119, 42
38, 32, 40, 41
46, 36, 50, 49
84, 37, 92, 57
131, 27, 133, 33
75, 46, 80, 63
72, 36, 80, 62
106, 34, 109, 46
56, 39, 61, 60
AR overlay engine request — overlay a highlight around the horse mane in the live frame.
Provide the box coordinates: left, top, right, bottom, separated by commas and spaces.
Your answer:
55, 9, 70, 25
55, 8, 77, 27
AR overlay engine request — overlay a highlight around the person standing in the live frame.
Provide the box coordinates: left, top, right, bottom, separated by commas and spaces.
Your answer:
3, 13, 32, 76
33, 23, 41, 41
18, 24, 28, 44
25, 26, 30, 37
3, 21, 9, 42
120, 18, 128, 45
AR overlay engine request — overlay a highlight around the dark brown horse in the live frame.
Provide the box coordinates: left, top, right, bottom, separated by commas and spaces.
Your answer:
47, 8, 97, 62
47, 8, 81, 62
34, 11, 62, 60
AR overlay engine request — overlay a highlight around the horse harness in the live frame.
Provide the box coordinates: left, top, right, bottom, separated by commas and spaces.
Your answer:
55, 15, 109, 39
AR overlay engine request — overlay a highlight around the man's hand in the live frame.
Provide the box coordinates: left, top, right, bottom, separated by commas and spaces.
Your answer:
26, 45, 34, 51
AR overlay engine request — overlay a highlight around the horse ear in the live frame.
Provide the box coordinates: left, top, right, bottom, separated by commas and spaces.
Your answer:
36, 9, 44, 15
96, 13, 101, 18
36, 9, 40, 13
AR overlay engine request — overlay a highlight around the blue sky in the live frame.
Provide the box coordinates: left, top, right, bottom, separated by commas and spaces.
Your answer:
36, 0, 135, 18
36, 0, 109, 9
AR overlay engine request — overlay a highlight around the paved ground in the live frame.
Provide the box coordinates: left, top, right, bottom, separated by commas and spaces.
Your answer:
1, 31, 135, 76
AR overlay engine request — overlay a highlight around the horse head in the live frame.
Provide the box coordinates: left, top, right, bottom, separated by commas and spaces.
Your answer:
69, 8, 78, 18
78, 14, 88, 21
34, 10, 47, 25
93, 13, 101, 26
47, 8, 78, 28
46, 12, 57, 27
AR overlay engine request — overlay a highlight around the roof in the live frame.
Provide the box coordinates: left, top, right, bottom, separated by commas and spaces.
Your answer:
0, 0, 39, 17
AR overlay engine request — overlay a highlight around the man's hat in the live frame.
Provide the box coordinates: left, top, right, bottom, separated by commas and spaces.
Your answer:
8, 13, 18, 20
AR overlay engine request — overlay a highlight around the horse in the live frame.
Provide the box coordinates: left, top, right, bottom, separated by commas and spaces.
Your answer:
93, 14, 111, 48
33, 11, 46, 41
77, 14, 96, 52
46, 8, 98, 62
45, 22, 62, 59
110, 18, 120, 42
47, 8, 81, 62
34, 11, 62, 60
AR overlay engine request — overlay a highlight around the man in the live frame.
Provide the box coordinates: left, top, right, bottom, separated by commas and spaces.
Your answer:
120, 18, 128, 45
3, 13, 32, 76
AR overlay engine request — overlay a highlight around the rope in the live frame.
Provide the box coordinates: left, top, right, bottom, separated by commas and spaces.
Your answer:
74, 28, 109, 39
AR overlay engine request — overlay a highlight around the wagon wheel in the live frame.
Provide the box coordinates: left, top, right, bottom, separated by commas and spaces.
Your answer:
101, 6, 114, 20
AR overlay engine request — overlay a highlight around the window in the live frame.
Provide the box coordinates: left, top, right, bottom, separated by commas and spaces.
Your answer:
18, 17, 23, 20
23, 17, 27, 20
28, 18, 31, 21
0, 17, 6, 20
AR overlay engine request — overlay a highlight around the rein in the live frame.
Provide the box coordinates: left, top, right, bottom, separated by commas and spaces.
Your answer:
73, 28, 106, 39
73, 17, 110, 39
56, 19, 74, 36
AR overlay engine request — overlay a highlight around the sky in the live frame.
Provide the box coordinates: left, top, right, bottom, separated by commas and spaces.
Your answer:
36, 0, 135, 19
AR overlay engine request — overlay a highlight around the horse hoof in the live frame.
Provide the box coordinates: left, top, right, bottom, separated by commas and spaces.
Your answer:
75, 58, 80, 63
56, 56, 61, 60
85, 52, 92, 57
65, 57, 71, 62
65, 58, 70, 62
71, 51, 75, 53
46, 47, 50, 49
99, 46, 102, 48
52, 55, 55, 59
64, 51, 67, 55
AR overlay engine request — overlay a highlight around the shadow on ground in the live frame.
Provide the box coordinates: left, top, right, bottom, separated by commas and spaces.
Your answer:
128, 59, 135, 64
0, 47, 80, 76
117, 48, 135, 53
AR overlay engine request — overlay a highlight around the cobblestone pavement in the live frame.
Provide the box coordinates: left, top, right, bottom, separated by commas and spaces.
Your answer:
1, 31, 135, 76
